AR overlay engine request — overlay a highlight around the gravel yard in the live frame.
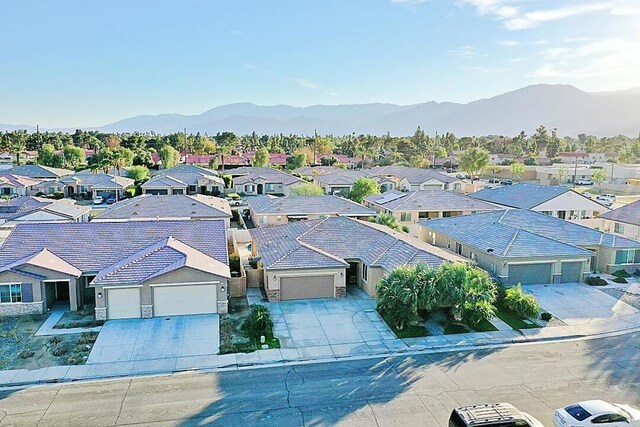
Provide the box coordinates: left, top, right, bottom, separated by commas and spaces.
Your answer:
601, 288, 640, 311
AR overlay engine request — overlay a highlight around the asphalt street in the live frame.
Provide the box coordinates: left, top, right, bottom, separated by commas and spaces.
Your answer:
1, 332, 639, 426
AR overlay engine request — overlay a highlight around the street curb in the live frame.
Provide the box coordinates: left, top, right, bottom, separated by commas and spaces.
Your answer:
2, 322, 640, 391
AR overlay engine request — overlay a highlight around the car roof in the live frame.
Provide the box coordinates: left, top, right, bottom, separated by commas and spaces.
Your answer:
455, 403, 524, 424
574, 400, 621, 416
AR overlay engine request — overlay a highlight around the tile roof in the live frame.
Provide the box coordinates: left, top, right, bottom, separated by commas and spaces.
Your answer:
247, 195, 376, 216
0, 174, 42, 188
232, 167, 304, 186
364, 189, 501, 212
370, 165, 458, 184
3, 249, 82, 277
250, 216, 462, 272
470, 183, 570, 209
313, 170, 375, 186
92, 236, 230, 285
0, 165, 73, 179
291, 166, 347, 176
600, 200, 640, 226
0, 196, 89, 221
61, 171, 134, 189
142, 165, 223, 188
95, 194, 231, 220
0, 220, 229, 275
420, 210, 640, 259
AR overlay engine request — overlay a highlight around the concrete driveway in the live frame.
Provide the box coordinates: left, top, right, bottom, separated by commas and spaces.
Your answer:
87, 314, 219, 364
523, 283, 638, 325
267, 287, 398, 357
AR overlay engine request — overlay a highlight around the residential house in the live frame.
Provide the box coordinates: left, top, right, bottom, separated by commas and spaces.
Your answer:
0, 220, 230, 319
185, 154, 216, 167
141, 164, 225, 195
312, 170, 386, 195
535, 163, 640, 186
369, 165, 463, 192
364, 189, 501, 236
600, 200, 640, 242
0, 197, 90, 226
250, 216, 464, 301
557, 152, 608, 165
244, 152, 289, 167
470, 183, 607, 221
419, 209, 640, 284
0, 174, 42, 197
93, 194, 232, 228
232, 167, 304, 196
0, 164, 73, 180
54, 171, 135, 199
247, 195, 376, 227
291, 166, 347, 177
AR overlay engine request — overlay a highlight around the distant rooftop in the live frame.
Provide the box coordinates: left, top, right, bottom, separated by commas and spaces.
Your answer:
247, 195, 376, 216
600, 200, 640, 226
365, 189, 501, 212
95, 194, 231, 221
470, 182, 572, 209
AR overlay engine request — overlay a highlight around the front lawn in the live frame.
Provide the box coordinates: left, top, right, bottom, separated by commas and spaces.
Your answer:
0, 315, 98, 370
495, 303, 539, 329
54, 305, 104, 329
380, 313, 430, 338
219, 298, 280, 354
443, 319, 498, 335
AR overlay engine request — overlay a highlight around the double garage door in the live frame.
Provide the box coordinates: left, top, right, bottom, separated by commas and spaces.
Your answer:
507, 262, 583, 285
106, 284, 218, 320
280, 275, 335, 301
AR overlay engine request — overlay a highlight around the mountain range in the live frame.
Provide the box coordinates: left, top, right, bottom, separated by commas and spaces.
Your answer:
3, 84, 640, 137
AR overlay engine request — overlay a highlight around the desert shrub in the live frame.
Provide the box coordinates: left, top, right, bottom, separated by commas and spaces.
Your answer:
67, 355, 84, 365
633, 269, 640, 277
540, 312, 552, 322
18, 350, 35, 359
613, 269, 631, 278
52, 191, 65, 200
613, 276, 628, 284
503, 284, 540, 319
229, 254, 241, 273
241, 305, 273, 343
401, 225, 410, 233
48, 335, 62, 345
78, 332, 98, 345
585, 276, 608, 286
52, 346, 66, 357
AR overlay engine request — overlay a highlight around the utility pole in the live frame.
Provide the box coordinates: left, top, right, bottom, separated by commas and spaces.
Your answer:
183, 128, 187, 164
313, 129, 317, 165
572, 157, 578, 188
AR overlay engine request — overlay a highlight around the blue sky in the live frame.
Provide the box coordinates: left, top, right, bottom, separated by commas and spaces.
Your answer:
1, 0, 639, 127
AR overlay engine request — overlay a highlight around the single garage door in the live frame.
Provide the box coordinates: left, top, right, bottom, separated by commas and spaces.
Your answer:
107, 287, 141, 319
561, 261, 583, 283
508, 263, 553, 285
145, 189, 168, 195
153, 284, 217, 316
280, 275, 335, 300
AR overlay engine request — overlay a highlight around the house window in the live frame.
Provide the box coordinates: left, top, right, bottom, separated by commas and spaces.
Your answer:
400, 212, 411, 222
362, 264, 368, 281
557, 211, 567, 219
0, 284, 22, 303
470, 252, 476, 261
244, 184, 255, 192
580, 210, 587, 219
447, 238, 451, 249
265, 183, 276, 192
615, 249, 637, 265
188, 185, 197, 193
490, 262, 496, 274
442, 211, 452, 218
614, 223, 625, 234
454, 183, 462, 190
260, 216, 267, 224
276, 215, 282, 221
418, 212, 428, 219
455, 242, 463, 255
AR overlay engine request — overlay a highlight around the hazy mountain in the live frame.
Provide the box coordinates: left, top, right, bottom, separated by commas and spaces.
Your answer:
4, 85, 640, 136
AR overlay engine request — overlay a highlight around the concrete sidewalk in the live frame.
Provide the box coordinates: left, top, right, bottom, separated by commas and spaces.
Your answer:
3, 309, 640, 389
34, 307, 102, 337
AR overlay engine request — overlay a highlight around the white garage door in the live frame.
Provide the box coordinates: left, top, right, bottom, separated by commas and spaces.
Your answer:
280, 275, 335, 300
107, 287, 141, 320
153, 284, 218, 317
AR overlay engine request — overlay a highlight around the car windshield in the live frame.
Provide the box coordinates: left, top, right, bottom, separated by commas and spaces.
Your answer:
565, 404, 592, 421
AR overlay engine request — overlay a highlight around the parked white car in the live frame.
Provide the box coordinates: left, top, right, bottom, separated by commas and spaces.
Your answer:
601, 193, 617, 201
554, 400, 640, 426
582, 192, 592, 199
595, 195, 614, 206
92, 196, 104, 205
226, 197, 243, 206
575, 178, 594, 185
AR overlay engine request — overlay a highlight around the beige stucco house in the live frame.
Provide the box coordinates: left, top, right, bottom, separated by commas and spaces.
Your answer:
249, 216, 464, 301
142, 164, 225, 196
419, 209, 640, 285
246, 194, 376, 227
0, 220, 230, 319
231, 167, 304, 196
600, 200, 640, 242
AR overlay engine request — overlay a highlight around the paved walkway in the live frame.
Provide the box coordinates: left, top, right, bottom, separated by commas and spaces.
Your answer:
34, 307, 102, 337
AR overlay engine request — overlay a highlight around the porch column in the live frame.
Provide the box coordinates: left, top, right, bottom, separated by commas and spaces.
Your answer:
68, 278, 79, 311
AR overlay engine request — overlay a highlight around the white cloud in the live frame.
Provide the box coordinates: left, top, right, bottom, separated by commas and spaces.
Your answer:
293, 78, 338, 96
459, 0, 635, 31
496, 40, 519, 46
448, 45, 486, 57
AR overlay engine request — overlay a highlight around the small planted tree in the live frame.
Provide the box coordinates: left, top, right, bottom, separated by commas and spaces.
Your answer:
348, 177, 380, 203
290, 183, 325, 196
503, 284, 540, 319
241, 305, 273, 344
376, 266, 420, 330
511, 162, 526, 181
372, 213, 399, 231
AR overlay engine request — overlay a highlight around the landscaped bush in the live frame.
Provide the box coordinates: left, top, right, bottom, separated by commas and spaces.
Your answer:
503, 284, 540, 319
77, 332, 98, 345
613, 276, 628, 284
541, 312, 552, 322
401, 225, 409, 233
613, 269, 631, 278
18, 350, 35, 359
51, 191, 65, 200
633, 269, 640, 277
376, 263, 497, 331
229, 254, 241, 273
52, 346, 66, 357
241, 305, 273, 344
48, 335, 62, 345
585, 276, 608, 286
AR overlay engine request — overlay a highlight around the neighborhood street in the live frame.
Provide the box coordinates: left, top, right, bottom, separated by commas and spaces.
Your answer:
1, 332, 639, 426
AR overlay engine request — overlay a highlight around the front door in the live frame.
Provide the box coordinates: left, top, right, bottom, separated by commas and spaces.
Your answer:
257, 183, 264, 194
200, 185, 207, 194
347, 262, 358, 285
55, 282, 69, 300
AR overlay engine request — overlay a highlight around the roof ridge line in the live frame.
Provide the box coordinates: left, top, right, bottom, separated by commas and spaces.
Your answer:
96, 236, 177, 281
503, 228, 521, 256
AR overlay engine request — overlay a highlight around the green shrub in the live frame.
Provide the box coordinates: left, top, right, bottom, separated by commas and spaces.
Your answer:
585, 276, 608, 286
503, 284, 540, 319
613, 269, 631, 278
401, 225, 409, 233
633, 269, 640, 277
67, 355, 85, 365
241, 305, 273, 343
540, 312, 552, 322
78, 332, 98, 345
52, 346, 66, 357
18, 350, 35, 359
52, 191, 65, 200
613, 276, 628, 284
229, 254, 241, 273
48, 335, 62, 345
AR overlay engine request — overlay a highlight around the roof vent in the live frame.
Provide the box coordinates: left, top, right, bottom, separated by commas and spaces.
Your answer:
486, 248, 494, 253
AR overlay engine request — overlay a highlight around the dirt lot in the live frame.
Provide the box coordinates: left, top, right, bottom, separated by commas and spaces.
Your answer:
0, 315, 97, 370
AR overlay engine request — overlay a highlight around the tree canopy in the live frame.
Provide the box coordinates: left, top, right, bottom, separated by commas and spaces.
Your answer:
348, 177, 380, 203
459, 147, 490, 181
